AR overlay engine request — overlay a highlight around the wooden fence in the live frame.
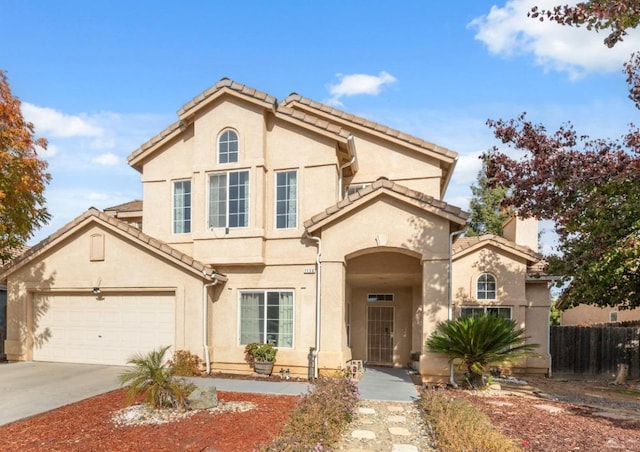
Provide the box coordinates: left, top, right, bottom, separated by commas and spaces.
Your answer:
550, 325, 640, 378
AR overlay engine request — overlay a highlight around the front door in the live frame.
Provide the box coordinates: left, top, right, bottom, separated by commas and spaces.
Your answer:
367, 306, 394, 364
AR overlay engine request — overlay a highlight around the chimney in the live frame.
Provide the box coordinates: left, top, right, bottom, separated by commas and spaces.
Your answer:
502, 216, 538, 252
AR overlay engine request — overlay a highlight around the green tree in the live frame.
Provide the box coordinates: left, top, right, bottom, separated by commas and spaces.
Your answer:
426, 314, 539, 388
465, 159, 510, 237
0, 70, 51, 261
485, 2, 640, 309
118, 346, 194, 409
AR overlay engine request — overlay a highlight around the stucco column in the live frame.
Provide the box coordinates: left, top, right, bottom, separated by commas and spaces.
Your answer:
420, 258, 450, 382
318, 260, 347, 373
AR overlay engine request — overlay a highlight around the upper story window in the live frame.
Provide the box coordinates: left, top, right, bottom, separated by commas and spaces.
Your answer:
275, 170, 297, 229
173, 180, 191, 234
476, 273, 497, 300
218, 129, 238, 164
209, 170, 249, 228
461, 306, 512, 319
239, 290, 294, 348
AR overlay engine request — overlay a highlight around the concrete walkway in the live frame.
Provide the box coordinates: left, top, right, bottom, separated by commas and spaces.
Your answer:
0, 361, 126, 426
356, 366, 420, 402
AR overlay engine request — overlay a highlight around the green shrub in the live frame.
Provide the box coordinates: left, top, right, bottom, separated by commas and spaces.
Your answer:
426, 313, 539, 387
244, 342, 277, 363
262, 370, 359, 451
169, 349, 203, 376
418, 389, 520, 452
118, 345, 195, 410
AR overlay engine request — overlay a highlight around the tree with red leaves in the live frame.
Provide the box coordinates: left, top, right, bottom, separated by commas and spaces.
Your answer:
484, 3, 640, 309
0, 70, 51, 262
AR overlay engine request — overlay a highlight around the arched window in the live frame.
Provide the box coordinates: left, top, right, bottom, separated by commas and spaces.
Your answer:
476, 273, 497, 300
218, 129, 238, 163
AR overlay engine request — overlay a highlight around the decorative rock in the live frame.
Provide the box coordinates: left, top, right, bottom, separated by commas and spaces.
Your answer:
387, 406, 404, 412
387, 415, 406, 423
392, 445, 419, 452
388, 427, 411, 436
533, 404, 563, 414
352, 429, 376, 439
187, 385, 218, 409
359, 407, 376, 414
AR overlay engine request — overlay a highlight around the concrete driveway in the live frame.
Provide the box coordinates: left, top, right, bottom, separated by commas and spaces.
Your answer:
0, 361, 127, 426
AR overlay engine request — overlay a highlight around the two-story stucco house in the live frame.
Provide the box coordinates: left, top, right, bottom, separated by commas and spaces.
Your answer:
0, 79, 551, 380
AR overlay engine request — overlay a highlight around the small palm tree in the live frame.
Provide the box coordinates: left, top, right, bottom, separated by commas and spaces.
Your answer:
118, 345, 194, 409
426, 314, 539, 388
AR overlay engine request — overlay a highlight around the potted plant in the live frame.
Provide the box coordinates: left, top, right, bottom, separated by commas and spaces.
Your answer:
409, 351, 421, 372
244, 342, 277, 375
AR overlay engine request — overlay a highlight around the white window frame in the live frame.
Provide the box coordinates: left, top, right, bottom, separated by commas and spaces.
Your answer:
208, 170, 250, 229
275, 170, 297, 229
172, 179, 192, 234
367, 293, 394, 302
218, 128, 239, 164
476, 273, 497, 300
238, 290, 295, 349
460, 306, 512, 319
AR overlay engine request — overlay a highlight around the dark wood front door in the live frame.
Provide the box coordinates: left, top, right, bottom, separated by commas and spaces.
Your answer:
367, 306, 394, 364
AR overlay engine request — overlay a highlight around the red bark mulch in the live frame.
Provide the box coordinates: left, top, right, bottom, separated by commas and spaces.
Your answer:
0, 389, 300, 452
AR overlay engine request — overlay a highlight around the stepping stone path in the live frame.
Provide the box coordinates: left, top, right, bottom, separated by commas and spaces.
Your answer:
333, 400, 436, 451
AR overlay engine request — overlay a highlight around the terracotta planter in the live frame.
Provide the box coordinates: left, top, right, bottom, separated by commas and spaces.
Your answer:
254, 361, 274, 376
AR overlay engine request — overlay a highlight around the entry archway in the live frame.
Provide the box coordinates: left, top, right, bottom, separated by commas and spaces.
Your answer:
345, 249, 422, 367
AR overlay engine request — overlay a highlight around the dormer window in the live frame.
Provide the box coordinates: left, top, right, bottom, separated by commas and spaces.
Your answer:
218, 129, 238, 164
476, 273, 497, 300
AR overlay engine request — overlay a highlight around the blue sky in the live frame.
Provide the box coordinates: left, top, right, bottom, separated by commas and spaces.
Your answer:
2, 0, 638, 250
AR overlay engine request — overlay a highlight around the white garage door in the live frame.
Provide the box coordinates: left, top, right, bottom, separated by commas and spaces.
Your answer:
33, 293, 175, 365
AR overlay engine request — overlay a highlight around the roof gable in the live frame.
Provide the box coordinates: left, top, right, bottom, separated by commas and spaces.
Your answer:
304, 178, 468, 233
281, 93, 458, 194
453, 234, 542, 265
127, 78, 354, 171
0, 208, 223, 282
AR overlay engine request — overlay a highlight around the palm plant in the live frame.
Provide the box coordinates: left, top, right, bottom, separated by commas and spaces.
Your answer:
426, 313, 539, 388
118, 345, 194, 409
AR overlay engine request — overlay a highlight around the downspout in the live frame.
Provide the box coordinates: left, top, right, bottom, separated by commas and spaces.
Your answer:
448, 229, 465, 387
338, 136, 357, 200
203, 272, 226, 375
305, 229, 322, 379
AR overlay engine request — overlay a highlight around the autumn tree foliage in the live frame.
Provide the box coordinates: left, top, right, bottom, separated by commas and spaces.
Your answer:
0, 70, 50, 262
530, 0, 640, 47
484, 2, 640, 309
465, 159, 510, 237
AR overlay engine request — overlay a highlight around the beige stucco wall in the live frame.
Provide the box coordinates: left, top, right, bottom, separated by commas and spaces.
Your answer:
561, 304, 640, 325
4, 222, 207, 362
343, 133, 443, 198
451, 245, 551, 375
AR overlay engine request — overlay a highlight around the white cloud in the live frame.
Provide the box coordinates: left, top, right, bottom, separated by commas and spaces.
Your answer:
37, 143, 58, 158
92, 153, 120, 166
84, 192, 110, 201
22, 103, 104, 138
327, 71, 397, 106
469, 0, 639, 78
452, 151, 484, 186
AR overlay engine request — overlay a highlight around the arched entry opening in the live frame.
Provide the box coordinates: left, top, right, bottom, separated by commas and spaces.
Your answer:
345, 249, 422, 367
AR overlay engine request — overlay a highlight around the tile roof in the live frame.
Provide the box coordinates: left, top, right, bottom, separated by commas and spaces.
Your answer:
453, 234, 546, 272
177, 78, 277, 118
104, 200, 143, 213
304, 178, 468, 231
281, 93, 458, 162
0, 208, 222, 281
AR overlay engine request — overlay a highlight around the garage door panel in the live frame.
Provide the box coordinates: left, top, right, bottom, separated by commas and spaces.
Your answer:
33, 294, 176, 366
